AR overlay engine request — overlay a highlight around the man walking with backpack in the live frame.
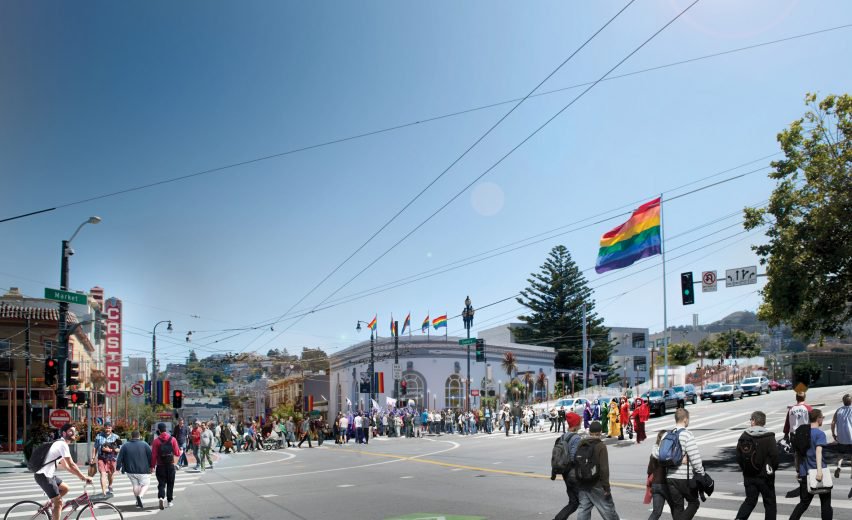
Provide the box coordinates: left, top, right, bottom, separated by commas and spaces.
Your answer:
734, 411, 779, 520
663, 408, 705, 520
574, 421, 619, 520
150, 422, 181, 510
785, 392, 813, 498
551, 412, 584, 520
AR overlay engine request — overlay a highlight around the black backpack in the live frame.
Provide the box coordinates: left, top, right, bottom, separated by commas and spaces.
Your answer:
574, 439, 601, 484
27, 441, 63, 473
551, 432, 581, 475
736, 435, 764, 475
792, 424, 811, 457
157, 435, 175, 465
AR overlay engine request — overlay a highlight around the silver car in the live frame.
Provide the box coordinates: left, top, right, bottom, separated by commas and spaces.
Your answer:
740, 376, 770, 396
711, 384, 744, 402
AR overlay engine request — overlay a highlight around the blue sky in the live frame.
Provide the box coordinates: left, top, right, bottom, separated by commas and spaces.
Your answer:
1, 1, 850, 366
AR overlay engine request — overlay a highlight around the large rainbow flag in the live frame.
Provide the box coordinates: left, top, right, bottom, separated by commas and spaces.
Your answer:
432, 315, 447, 329
595, 197, 662, 273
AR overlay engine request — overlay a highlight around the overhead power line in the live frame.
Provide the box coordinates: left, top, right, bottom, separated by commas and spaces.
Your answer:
2, 22, 847, 226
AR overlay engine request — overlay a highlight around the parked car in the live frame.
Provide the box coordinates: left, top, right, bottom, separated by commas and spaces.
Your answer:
711, 384, 744, 402
641, 388, 684, 416
769, 379, 793, 391
553, 397, 589, 415
700, 382, 722, 400
740, 376, 770, 396
673, 384, 698, 405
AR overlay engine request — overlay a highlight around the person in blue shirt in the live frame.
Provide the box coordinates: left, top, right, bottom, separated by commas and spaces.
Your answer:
790, 408, 832, 520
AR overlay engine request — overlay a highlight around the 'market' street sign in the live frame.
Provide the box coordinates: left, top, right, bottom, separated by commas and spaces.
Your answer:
44, 288, 88, 306
459, 338, 477, 345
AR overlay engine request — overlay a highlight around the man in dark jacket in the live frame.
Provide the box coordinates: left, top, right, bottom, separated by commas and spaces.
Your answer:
735, 411, 779, 520
576, 421, 620, 520
552, 412, 584, 520
173, 419, 189, 468
116, 430, 153, 509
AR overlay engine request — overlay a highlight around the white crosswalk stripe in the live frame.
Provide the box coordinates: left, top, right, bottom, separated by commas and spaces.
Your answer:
0, 470, 201, 512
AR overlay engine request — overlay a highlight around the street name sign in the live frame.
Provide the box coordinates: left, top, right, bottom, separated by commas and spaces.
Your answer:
701, 271, 717, 292
49, 409, 72, 428
44, 288, 88, 306
725, 266, 757, 288
459, 338, 477, 345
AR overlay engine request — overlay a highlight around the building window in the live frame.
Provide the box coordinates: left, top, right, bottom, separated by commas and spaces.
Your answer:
445, 375, 463, 409
632, 333, 646, 349
402, 372, 425, 409
534, 381, 547, 401
0, 339, 10, 372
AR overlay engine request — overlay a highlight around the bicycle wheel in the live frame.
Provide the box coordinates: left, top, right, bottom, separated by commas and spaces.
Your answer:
76, 502, 123, 520
3, 500, 49, 520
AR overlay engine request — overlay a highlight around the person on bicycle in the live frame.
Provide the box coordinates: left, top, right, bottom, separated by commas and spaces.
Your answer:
34, 423, 93, 520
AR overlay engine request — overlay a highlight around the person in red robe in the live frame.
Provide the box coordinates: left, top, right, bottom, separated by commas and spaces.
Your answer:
631, 397, 649, 444
619, 397, 630, 440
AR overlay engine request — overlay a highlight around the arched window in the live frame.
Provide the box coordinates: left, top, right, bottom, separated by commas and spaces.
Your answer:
402, 372, 426, 410
445, 375, 463, 409
534, 381, 547, 401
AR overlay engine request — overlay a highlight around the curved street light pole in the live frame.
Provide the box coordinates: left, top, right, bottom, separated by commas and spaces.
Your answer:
57, 216, 101, 402
151, 320, 172, 405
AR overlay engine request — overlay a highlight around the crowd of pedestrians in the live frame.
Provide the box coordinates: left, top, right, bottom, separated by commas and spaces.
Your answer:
548, 391, 851, 520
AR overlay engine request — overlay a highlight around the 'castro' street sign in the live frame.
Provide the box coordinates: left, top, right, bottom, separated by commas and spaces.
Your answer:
458, 338, 477, 345
44, 288, 88, 306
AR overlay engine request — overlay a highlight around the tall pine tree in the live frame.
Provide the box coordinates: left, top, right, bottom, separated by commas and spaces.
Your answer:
514, 245, 618, 384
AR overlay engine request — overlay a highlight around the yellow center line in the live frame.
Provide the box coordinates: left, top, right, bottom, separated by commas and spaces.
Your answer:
355, 450, 645, 490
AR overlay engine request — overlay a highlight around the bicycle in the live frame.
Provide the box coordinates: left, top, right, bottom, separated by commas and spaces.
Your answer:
3, 483, 123, 520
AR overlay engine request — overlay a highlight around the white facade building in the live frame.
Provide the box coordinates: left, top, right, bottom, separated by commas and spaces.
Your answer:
328, 324, 556, 418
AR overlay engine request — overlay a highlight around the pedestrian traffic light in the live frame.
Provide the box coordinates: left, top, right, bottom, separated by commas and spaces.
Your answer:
475, 339, 486, 362
69, 391, 87, 406
173, 389, 183, 409
680, 272, 695, 305
66, 360, 80, 387
45, 358, 58, 386
400, 380, 407, 395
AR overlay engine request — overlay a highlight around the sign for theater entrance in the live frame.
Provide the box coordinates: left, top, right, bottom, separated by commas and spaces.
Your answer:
104, 297, 123, 397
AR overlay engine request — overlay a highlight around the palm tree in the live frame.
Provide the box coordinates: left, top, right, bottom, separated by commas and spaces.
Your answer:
536, 372, 547, 402
501, 352, 517, 379
522, 372, 534, 404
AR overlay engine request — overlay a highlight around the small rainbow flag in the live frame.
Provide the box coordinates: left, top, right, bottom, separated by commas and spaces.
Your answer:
373, 371, 385, 393
595, 197, 662, 274
421, 315, 430, 333
402, 313, 411, 335
390, 316, 397, 336
432, 315, 447, 330
367, 315, 377, 331
303, 394, 313, 412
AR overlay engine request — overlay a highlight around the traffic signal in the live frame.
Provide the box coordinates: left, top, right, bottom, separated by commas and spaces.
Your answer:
66, 361, 80, 387
400, 380, 407, 395
45, 358, 58, 386
69, 391, 87, 406
173, 389, 183, 409
475, 339, 486, 362
56, 395, 68, 409
681, 272, 695, 305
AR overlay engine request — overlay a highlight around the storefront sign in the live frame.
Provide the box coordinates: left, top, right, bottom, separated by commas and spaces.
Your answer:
104, 297, 123, 396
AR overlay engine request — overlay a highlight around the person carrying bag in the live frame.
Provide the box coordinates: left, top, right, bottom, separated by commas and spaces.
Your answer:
790, 409, 833, 520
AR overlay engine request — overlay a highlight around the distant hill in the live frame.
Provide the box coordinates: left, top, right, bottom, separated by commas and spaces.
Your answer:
668, 311, 768, 335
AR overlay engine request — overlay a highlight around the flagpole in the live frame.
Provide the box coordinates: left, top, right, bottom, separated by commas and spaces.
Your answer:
660, 194, 669, 389
445, 311, 448, 342
427, 310, 430, 341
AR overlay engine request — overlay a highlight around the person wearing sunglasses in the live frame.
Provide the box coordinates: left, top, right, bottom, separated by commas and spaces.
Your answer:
32, 424, 93, 520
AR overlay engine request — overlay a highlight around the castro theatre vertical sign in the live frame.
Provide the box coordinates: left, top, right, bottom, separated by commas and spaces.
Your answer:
105, 297, 123, 397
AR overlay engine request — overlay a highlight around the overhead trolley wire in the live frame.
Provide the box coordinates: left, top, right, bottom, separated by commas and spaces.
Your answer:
3, 23, 847, 224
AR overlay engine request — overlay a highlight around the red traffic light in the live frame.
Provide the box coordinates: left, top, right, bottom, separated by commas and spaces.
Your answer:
47, 359, 56, 368
174, 390, 182, 398
70, 392, 80, 404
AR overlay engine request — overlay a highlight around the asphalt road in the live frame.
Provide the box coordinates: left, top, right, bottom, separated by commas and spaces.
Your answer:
2, 385, 850, 520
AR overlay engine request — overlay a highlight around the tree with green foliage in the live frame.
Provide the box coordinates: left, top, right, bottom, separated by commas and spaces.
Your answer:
744, 93, 852, 339
668, 341, 696, 366
515, 245, 617, 383
792, 361, 822, 386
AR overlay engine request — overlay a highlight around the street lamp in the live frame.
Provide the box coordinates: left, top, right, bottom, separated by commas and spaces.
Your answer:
57, 216, 102, 401
151, 320, 172, 405
356, 320, 375, 409
462, 296, 474, 412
